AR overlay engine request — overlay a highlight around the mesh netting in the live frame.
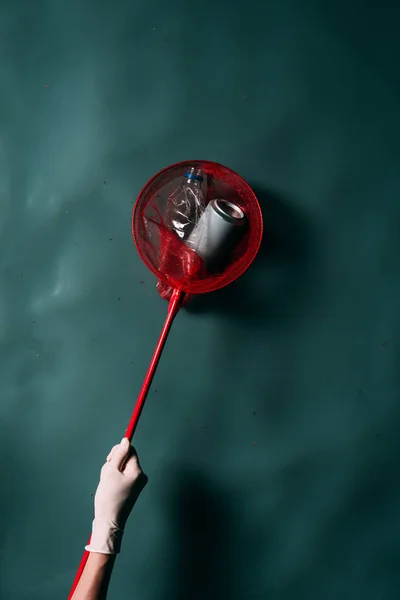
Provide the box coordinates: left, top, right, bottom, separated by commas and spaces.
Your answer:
132, 160, 263, 296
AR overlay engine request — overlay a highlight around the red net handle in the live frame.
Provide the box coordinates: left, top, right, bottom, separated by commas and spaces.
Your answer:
67, 289, 184, 599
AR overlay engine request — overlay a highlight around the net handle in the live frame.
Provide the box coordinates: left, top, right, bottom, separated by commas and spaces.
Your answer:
125, 287, 183, 439
67, 288, 184, 599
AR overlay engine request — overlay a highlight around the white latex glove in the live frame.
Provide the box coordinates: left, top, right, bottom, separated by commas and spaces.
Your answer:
85, 438, 147, 554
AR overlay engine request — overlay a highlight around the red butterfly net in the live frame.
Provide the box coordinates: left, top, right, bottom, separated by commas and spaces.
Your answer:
132, 160, 263, 297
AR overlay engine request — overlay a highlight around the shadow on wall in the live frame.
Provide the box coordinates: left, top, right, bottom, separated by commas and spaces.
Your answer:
186, 186, 316, 326
162, 469, 243, 600
157, 425, 400, 600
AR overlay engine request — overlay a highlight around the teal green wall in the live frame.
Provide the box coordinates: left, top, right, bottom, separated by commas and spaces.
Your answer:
1, 1, 399, 598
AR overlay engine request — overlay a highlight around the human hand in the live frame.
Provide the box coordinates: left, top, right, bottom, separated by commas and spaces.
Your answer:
85, 438, 147, 554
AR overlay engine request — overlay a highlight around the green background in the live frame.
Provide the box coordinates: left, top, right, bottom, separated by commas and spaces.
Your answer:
1, 1, 399, 598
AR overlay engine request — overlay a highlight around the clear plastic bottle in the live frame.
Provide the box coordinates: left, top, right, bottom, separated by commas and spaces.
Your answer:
166, 167, 206, 240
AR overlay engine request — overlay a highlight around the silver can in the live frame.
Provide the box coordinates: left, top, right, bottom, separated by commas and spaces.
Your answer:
185, 198, 246, 266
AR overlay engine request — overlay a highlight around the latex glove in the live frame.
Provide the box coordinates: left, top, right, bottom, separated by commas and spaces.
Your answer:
85, 438, 147, 554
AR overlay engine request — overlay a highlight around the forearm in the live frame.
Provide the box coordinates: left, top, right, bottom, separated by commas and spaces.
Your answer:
71, 553, 116, 600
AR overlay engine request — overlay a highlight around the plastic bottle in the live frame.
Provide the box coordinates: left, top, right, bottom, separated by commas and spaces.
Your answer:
166, 167, 206, 240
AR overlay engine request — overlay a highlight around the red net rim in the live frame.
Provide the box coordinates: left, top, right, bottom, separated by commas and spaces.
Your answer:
132, 160, 263, 294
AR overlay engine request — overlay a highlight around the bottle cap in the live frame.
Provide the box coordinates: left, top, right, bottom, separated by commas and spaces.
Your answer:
184, 167, 203, 181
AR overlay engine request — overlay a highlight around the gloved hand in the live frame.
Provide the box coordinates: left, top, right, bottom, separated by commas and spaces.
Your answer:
85, 438, 147, 554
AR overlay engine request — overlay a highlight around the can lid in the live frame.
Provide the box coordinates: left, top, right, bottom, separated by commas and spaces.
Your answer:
213, 199, 245, 223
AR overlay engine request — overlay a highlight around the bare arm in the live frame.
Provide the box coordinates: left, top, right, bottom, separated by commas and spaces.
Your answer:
71, 554, 116, 600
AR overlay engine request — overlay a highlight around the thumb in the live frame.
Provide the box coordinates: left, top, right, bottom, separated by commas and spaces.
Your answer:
109, 437, 131, 471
